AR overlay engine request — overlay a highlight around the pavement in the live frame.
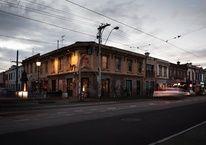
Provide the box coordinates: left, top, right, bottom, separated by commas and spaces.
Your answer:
0, 96, 206, 145
0, 98, 206, 145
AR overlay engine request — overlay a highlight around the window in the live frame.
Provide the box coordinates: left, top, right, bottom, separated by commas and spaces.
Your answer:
127, 59, 133, 72
30, 63, 33, 74
34, 63, 37, 73
58, 57, 63, 71
137, 61, 142, 73
51, 59, 55, 73
45, 61, 48, 73
163, 66, 167, 77
115, 57, 121, 71
102, 55, 108, 70
159, 65, 162, 77
146, 64, 154, 78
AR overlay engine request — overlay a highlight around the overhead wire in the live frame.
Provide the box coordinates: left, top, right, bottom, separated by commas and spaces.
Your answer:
0, 34, 56, 44
0, 0, 98, 26
0, 9, 96, 38
64, 0, 200, 57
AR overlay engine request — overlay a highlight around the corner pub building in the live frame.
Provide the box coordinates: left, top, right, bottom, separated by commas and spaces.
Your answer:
22, 41, 145, 100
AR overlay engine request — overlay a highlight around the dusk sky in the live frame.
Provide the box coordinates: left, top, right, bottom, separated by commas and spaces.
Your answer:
0, 0, 206, 72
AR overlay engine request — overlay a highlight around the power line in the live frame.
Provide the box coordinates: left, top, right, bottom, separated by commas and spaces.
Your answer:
182, 26, 206, 37
0, 0, 97, 27
64, 0, 200, 58
0, 34, 55, 44
21, 0, 102, 24
0, 9, 96, 38
64, 0, 166, 42
0, 1, 200, 58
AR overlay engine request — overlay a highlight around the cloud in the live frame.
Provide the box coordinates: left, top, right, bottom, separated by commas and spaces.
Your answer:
0, 0, 206, 69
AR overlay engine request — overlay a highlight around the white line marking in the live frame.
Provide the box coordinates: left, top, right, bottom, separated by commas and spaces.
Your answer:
74, 109, 83, 112
83, 111, 92, 114
129, 105, 137, 108
107, 107, 116, 110
148, 120, 206, 145
57, 111, 67, 115
90, 108, 98, 111
15, 118, 30, 122
149, 103, 155, 105
65, 113, 73, 116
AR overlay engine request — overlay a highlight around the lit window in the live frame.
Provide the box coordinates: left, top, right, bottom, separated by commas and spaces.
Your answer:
102, 56, 108, 69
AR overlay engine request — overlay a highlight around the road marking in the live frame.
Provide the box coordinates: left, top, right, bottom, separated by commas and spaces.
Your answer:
90, 108, 98, 111
57, 111, 67, 115
107, 107, 116, 110
65, 113, 73, 116
35, 113, 49, 117
15, 118, 30, 122
74, 109, 83, 112
148, 120, 206, 145
129, 105, 137, 108
149, 103, 155, 105
83, 111, 92, 114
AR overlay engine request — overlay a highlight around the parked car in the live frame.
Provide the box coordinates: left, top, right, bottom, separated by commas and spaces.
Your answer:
153, 87, 190, 97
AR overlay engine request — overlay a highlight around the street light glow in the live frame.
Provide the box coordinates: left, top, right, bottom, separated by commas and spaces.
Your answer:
36, 61, 41, 67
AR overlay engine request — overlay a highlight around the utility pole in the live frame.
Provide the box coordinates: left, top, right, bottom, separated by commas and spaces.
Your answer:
11, 50, 22, 92
97, 23, 110, 99
61, 35, 65, 47
57, 40, 59, 49
16, 50, 19, 92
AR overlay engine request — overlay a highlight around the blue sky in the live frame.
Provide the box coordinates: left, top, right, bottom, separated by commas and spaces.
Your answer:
0, 0, 206, 72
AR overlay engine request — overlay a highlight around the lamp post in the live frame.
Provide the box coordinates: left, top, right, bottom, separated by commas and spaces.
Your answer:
36, 61, 41, 95
97, 23, 111, 99
104, 26, 119, 44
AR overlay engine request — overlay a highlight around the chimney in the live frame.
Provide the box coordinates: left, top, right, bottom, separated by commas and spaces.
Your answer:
145, 52, 150, 57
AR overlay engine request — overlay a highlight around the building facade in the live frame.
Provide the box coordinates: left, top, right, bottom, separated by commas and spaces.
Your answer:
22, 42, 145, 99
4, 65, 23, 91
156, 59, 170, 90
169, 61, 187, 88
0, 71, 5, 88
144, 52, 156, 97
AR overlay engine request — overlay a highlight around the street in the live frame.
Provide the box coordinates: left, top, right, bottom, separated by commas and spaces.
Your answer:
0, 96, 206, 145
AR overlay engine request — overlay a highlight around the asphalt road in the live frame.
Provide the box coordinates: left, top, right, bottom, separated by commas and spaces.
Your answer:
0, 97, 206, 145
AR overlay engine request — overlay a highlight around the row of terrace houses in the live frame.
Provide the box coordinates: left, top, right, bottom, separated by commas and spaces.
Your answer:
2, 41, 204, 99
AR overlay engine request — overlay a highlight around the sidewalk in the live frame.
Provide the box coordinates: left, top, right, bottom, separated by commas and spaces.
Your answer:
0, 95, 205, 113
0, 96, 152, 113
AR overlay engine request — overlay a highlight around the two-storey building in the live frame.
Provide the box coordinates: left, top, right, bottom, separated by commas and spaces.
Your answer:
4, 65, 23, 91
156, 59, 170, 90
22, 41, 145, 100
169, 61, 187, 88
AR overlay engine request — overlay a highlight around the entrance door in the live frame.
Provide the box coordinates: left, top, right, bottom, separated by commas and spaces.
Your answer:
67, 78, 73, 97
102, 79, 110, 98
51, 80, 56, 92
126, 80, 132, 97
81, 78, 89, 98
137, 80, 141, 97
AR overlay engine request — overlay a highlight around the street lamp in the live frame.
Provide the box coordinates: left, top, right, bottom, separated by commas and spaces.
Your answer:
104, 26, 119, 45
97, 23, 111, 99
36, 61, 41, 96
